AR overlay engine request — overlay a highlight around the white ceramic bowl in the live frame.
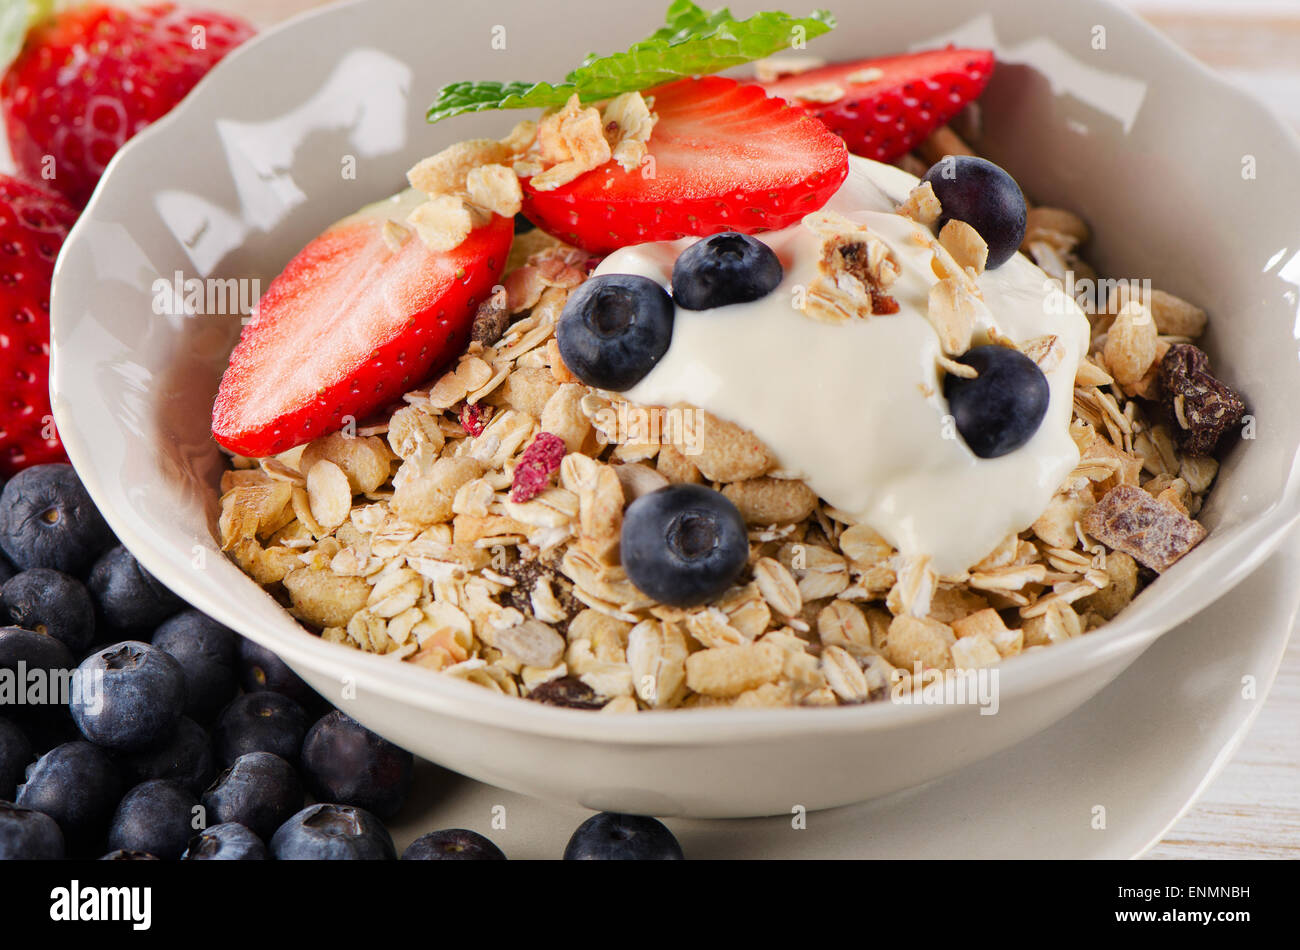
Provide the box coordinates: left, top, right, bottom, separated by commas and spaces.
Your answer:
49, 0, 1300, 818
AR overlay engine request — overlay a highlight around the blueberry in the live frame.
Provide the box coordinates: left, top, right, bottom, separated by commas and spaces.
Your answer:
0, 464, 114, 575
152, 611, 238, 722
235, 637, 317, 708
100, 849, 160, 860
22, 714, 81, 756
120, 716, 216, 795
402, 828, 506, 860
107, 779, 200, 860
182, 821, 268, 860
300, 711, 413, 820
0, 554, 15, 586
87, 546, 184, 634
17, 740, 122, 847
71, 641, 187, 751
0, 627, 73, 720
1, 569, 95, 653
0, 624, 74, 673
556, 274, 674, 391
270, 803, 396, 860
942, 345, 1051, 459
563, 812, 684, 860
0, 800, 65, 859
213, 691, 308, 766
201, 751, 303, 840
922, 156, 1027, 269
620, 484, 748, 607
671, 232, 783, 310
0, 718, 32, 800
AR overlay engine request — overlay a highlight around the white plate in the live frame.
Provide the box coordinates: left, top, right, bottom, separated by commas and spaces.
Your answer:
388, 528, 1298, 858
49, 0, 1300, 817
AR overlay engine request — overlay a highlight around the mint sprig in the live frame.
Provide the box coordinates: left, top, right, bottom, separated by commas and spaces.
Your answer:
427, 1, 834, 123
642, 0, 742, 45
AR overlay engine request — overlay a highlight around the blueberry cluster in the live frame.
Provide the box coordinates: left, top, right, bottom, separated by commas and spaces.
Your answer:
918, 156, 1049, 458
556, 231, 782, 392
0, 464, 684, 861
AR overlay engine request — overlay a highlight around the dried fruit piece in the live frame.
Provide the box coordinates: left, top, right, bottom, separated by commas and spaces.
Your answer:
510, 432, 567, 502
1158, 344, 1246, 457
459, 402, 494, 437
528, 676, 605, 709
1082, 484, 1206, 573
505, 558, 582, 627
800, 211, 901, 322
470, 297, 509, 346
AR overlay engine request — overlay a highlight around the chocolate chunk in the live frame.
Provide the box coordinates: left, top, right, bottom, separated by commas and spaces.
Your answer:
470, 298, 509, 346
1082, 484, 1207, 573
527, 676, 605, 710
1158, 344, 1246, 457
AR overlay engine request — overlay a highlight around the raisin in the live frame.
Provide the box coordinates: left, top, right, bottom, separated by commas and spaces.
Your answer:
527, 676, 605, 710
1158, 344, 1246, 457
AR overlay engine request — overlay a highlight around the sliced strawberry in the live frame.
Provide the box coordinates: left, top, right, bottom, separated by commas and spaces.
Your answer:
212, 190, 512, 458
757, 48, 995, 163
520, 76, 848, 255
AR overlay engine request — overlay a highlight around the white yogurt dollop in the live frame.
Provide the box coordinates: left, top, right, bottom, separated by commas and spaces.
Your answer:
598, 156, 1091, 575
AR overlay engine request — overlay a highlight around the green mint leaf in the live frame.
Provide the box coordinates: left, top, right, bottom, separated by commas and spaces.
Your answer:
566, 8, 834, 100
426, 80, 577, 124
644, 0, 735, 44
427, 3, 835, 123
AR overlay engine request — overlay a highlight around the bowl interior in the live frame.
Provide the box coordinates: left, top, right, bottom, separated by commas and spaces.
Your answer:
50, 0, 1300, 741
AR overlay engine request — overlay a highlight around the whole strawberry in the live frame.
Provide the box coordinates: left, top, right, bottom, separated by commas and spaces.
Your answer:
0, 175, 78, 476
1, 2, 254, 208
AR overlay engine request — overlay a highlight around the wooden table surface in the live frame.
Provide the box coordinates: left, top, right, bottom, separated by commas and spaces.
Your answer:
199, 0, 1300, 859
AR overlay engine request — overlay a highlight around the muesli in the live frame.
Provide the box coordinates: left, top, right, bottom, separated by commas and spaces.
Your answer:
211, 3, 1247, 711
